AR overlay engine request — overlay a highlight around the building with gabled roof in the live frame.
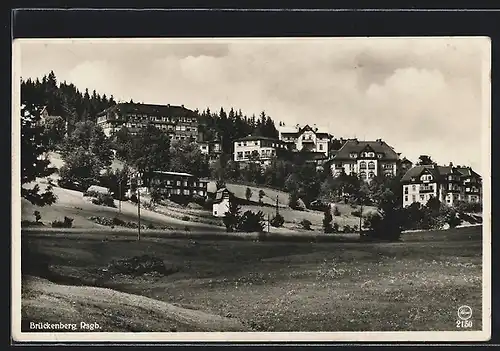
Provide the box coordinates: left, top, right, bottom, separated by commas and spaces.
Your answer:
401, 163, 482, 207
233, 135, 288, 166
327, 138, 400, 181
278, 124, 333, 159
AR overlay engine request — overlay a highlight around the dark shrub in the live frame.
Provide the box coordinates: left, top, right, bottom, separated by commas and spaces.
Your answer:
270, 213, 285, 228
300, 219, 312, 230
112, 217, 125, 226
343, 225, 352, 233
33, 210, 41, 222
323, 209, 333, 233
351, 209, 362, 217
364, 211, 401, 241
238, 210, 265, 232
333, 206, 341, 216
52, 216, 74, 228
147, 223, 155, 229
130, 194, 138, 203
107, 255, 176, 276
332, 222, 339, 233
181, 215, 191, 222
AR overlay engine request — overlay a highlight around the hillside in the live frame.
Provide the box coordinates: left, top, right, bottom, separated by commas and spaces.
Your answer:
21, 275, 247, 332
22, 181, 224, 232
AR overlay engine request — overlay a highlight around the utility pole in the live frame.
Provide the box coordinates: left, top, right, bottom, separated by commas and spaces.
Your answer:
137, 172, 142, 241
267, 212, 270, 233
118, 175, 122, 214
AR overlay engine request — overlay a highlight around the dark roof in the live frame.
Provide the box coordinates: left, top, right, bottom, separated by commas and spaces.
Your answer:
401, 165, 459, 182
455, 166, 481, 178
234, 135, 283, 142
97, 102, 196, 118
400, 157, 413, 164
214, 188, 233, 202
332, 139, 399, 161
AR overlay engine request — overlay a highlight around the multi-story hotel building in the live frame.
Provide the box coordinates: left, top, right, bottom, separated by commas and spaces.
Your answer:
401, 164, 482, 207
233, 135, 288, 166
278, 124, 333, 158
328, 138, 400, 181
148, 171, 209, 198
96, 102, 199, 140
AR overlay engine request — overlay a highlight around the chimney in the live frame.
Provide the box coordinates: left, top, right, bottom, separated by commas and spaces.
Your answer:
181, 104, 185, 108
449, 162, 453, 167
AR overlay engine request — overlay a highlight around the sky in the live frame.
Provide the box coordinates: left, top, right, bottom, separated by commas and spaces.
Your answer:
17, 38, 490, 172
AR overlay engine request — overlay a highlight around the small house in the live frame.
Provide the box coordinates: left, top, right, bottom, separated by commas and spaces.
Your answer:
212, 188, 232, 217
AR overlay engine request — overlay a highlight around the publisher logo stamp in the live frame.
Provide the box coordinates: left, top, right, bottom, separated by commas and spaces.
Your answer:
456, 305, 473, 329
457, 305, 472, 321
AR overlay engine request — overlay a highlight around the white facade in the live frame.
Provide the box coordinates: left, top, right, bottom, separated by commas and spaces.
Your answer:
233, 137, 285, 163
279, 125, 331, 157
213, 197, 230, 217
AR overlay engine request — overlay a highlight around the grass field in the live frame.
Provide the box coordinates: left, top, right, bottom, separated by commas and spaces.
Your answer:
21, 225, 483, 332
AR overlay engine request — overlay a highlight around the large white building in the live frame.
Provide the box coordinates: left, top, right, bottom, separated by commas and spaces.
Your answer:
233, 135, 287, 166
278, 124, 332, 158
328, 138, 400, 181
401, 164, 482, 207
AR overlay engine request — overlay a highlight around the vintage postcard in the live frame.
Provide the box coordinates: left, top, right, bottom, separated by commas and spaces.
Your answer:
12, 37, 491, 343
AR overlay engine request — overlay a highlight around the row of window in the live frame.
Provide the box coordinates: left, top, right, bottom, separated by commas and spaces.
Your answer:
167, 188, 207, 196
236, 141, 285, 148
236, 150, 275, 159
152, 179, 207, 188
126, 114, 196, 124
349, 152, 384, 159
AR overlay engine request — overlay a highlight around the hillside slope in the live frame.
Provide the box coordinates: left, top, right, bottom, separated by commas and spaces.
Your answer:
21, 276, 248, 332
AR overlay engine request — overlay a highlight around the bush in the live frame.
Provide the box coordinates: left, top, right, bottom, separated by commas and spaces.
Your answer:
270, 213, 285, 228
351, 209, 362, 217
33, 210, 41, 222
300, 219, 312, 230
90, 193, 116, 208
52, 216, 74, 228
332, 222, 339, 233
107, 255, 175, 276
364, 212, 401, 241
130, 194, 138, 203
238, 210, 265, 232
323, 208, 333, 233
181, 215, 191, 222
343, 225, 353, 233
333, 206, 341, 216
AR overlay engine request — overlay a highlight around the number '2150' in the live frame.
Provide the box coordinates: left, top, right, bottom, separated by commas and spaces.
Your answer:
456, 320, 473, 328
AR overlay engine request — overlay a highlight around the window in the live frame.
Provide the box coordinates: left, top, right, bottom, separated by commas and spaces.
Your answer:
183, 189, 190, 195
368, 161, 375, 169
360, 171, 367, 180
319, 144, 323, 151
368, 172, 375, 179
404, 195, 408, 202
255, 141, 258, 146
166, 180, 171, 185
412, 185, 416, 191
404, 187, 409, 194
237, 152, 243, 159
360, 161, 367, 169
420, 195, 425, 200
238, 142, 242, 147
412, 195, 416, 202
176, 180, 181, 186
183, 181, 188, 187
377, 154, 383, 159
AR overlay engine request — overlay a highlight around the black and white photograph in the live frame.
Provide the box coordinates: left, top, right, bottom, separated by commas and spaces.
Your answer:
12, 37, 491, 342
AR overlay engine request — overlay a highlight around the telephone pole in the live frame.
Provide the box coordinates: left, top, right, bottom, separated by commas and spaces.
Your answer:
137, 172, 142, 241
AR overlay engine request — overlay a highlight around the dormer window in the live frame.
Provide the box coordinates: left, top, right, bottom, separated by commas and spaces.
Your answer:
377, 154, 383, 159
368, 152, 375, 158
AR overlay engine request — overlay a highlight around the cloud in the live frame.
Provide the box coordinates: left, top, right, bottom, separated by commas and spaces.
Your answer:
18, 38, 488, 170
